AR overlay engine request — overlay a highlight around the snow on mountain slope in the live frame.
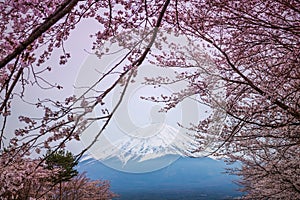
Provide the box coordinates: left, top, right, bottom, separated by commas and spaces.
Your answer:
88, 123, 202, 164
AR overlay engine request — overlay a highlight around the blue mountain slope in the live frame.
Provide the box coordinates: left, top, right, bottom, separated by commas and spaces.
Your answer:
77, 156, 243, 200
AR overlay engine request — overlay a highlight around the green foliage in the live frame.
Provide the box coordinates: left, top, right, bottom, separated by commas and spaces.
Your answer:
44, 150, 78, 184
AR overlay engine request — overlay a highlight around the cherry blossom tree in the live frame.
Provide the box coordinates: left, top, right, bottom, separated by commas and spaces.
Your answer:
0, 151, 58, 199
176, 1, 300, 199
0, 0, 299, 199
0, 150, 116, 199
45, 173, 117, 200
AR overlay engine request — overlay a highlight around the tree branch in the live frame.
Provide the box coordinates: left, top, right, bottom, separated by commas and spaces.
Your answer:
0, 0, 80, 69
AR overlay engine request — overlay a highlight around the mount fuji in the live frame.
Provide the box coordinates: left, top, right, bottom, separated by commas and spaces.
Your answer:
78, 155, 243, 200
85, 123, 213, 169
78, 117, 242, 199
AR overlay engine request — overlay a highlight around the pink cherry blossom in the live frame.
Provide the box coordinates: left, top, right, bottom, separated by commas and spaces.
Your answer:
0, 0, 299, 198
